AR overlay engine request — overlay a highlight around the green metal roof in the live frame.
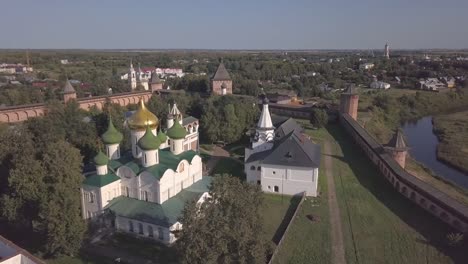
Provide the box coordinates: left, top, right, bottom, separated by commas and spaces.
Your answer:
83, 172, 120, 188
94, 151, 109, 166
138, 126, 161, 150
102, 117, 123, 144
107, 149, 199, 180
157, 129, 167, 143
105, 177, 212, 227
166, 119, 187, 139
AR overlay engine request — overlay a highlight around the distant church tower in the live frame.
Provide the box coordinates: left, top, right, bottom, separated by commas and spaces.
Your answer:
211, 62, 232, 95
384, 43, 390, 59
129, 60, 137, 90
339, 84, 359, 120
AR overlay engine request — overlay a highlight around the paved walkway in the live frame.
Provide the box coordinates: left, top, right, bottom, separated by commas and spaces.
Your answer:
324, 141, 346, 264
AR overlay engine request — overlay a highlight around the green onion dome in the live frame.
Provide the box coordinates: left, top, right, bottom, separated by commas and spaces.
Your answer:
138, 126, 161, 150
94, 151, 109, 166
102, 117, 123, 144
157, 129, 167, 143
166, 118, 187, 139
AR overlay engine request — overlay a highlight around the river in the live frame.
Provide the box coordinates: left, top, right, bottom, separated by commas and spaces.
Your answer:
401, 116, 468, 189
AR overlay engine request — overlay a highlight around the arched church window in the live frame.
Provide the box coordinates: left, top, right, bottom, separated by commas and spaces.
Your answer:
158, 228, 164, 240
250, 166, 255, 170
129, 221, 134, 232
257, 166, 261, 171
148, 225, 154, 237
179, 163, 185, 172
138, 223, 143, 234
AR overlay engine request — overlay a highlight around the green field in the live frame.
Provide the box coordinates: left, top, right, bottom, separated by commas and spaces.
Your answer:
433, 110, 468, 174
261, 194, 302, 253
328, 125, 466, 264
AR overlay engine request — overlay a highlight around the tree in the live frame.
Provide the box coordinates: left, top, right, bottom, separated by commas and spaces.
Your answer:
176, 175, 266, 264
40, 141, 86, 256
311, 108, 328, 128
0, 128, 86, 257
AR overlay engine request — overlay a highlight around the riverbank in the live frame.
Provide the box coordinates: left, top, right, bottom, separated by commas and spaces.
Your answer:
433, 111, 468, 174
356, 88, 468, 204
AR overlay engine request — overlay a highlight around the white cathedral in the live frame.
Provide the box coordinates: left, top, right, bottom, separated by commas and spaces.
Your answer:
244, 97, 321, 197
81, 99, 208, 244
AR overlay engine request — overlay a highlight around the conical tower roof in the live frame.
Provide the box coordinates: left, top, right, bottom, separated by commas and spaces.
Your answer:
343, 84, 357, 95
150, 73, 162, 84
138, 126, 161, 150
167, 117, 187, 139
94, 150, 109, 166
157, 128, 168, 143
212, 63, 231, 80
257, 97, 274, 129
385, 129, 408, 151
62, 79, 76, 94
102, 116, 123, 144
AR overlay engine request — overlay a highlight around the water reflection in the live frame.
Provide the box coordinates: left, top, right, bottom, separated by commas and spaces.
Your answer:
402, 116, 468, 189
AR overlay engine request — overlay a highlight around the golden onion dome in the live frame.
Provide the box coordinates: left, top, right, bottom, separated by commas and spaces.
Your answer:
127, 99, 159, 131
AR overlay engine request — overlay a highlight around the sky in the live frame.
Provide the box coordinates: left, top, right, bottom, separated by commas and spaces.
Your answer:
1, 0, 468, 50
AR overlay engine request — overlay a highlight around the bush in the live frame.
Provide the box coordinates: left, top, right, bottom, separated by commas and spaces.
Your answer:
310, 108, 328, 128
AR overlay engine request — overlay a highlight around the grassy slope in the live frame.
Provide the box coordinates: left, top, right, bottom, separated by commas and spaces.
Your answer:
261, 194, 302, 251
433, 110, 468, 173
272, 121, 332, 264
272, 160, 331, 264
328, 125, 466, 264
358, 89, 468, 204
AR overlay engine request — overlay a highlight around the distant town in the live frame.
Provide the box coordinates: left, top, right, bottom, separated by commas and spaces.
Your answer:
0, 44, 468, 264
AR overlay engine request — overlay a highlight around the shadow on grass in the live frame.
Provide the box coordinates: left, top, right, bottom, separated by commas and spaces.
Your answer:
212, 157, 246, 181
271, 195, 302, 245
327, 124, 468, 263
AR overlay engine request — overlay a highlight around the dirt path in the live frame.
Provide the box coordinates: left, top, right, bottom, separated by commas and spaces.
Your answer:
324, 140, 346, 264
204, 145, 230, 175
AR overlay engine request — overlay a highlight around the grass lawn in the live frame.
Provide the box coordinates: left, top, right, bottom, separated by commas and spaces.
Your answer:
433, 110, 468, 173
328, 125, 467, 264
261, 194, 302, 251
272, 159, 330, 264
211, 157, 245, 180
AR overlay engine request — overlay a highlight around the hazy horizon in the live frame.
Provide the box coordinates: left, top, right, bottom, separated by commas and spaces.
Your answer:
2, 0, 468, 50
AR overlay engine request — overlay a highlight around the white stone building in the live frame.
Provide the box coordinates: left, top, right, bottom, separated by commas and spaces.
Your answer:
359, 63, 375, 70
370, 81, 391, 89
244, 98, 321, 196
81, 100, 208, 245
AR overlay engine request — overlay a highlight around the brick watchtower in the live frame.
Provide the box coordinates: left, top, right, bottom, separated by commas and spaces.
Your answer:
150, 72, 163, 92
211, 62, 232, 95
62, 79, 77, 103
339, 84, 359, 120
384, 129, 409, 168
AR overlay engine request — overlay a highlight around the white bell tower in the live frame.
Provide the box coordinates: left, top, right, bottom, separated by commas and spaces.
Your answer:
251, 97, 275, 152
129, 60, 137, 90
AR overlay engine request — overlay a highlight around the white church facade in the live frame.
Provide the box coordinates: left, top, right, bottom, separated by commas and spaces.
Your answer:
244, 97, 321, 197
81, 99, 208, 244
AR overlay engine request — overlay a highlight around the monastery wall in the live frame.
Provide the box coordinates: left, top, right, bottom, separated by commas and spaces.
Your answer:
0, 91, 153, 124
340, 113, 468, 233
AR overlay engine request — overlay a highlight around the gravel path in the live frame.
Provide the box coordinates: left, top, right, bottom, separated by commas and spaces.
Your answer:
324, 141, 347, 264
